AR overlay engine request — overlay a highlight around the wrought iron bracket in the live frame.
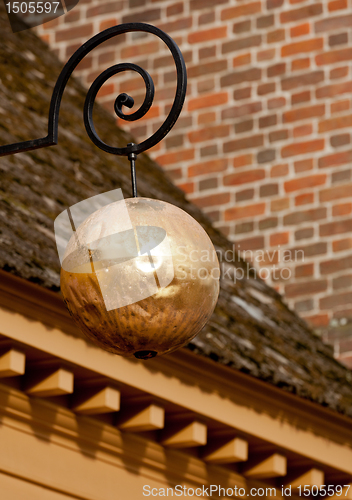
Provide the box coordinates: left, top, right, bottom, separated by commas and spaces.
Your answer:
0, 23, 188, 197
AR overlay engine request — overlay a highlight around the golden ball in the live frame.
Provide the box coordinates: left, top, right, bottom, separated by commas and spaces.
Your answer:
60, 197, 219, 359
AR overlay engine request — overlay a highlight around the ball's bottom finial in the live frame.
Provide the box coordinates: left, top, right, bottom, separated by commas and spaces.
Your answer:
134, 350, 158, 360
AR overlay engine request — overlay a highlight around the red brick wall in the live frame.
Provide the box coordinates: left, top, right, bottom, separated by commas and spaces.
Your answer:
36, 0, 352, 367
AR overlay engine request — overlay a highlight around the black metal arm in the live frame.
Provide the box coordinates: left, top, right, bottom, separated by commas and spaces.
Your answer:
0, 23, 187, 197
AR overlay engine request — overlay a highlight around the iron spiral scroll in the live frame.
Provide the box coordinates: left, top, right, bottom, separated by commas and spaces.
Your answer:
0, 23, 188, 196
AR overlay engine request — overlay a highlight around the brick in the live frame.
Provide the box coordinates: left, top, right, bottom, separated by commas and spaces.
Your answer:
268, 97, 286, 109
259, 115, 277, 128
318, 150, 352, 169
291, 23, 310, 37
190, 0, 228, 9
303, 314, 330, 327
188, 159, 228, 177
197, 111, 216, 125
285, 280, 327, 298
284, 104, 324, 123
269, 130, 289, 143
87, 2, 123, 17
267, 0, 284, 8
233, 53, 251, 67
235, 120, 254, 134
267, 29, 285, 44
315, 14, 352, 33
292, 242, 327, 257
293, 124, 313, 138
233, 154, 253, 169
257, 14, 274, 29
222, 102, 262, 120
283, 207, 327, 225
235, 221, 254, 233
179, 182, 195, 194
270, 231, 289, 247
199, 178, 218, 191
258, 83, 276, 96
295, 193, 314, 205
316, 81, 352, 99
320, 219, 352, 236
167, 2, 184, 16
281, 71, 324, 91
258, 149, 276, 163
259, 217, 278, 230
319, 114, 352, 133
282, 139, 324, 158
282, 38, 323, 57
329, 0, 348, 11
329, 33, 348, 47
221, 68, 261, 87
333, 274, 352, 290
257, 49, 276, 62
234, 87, 252, 100
198, 47, 216, 61
294, 159, 314, 172
224, 169, 265, 186
292, 58, 311, 71
197, 78, 215, 94
225, 203, 266, 221
331, 134, 350, 148
223, 36, 262, 54
271, 164, 289, 177
332, 169, 351, 183
188, 124, 230, 143
236, 189, 255, 202
330, 66, 349, 79
271, 198, 290, 212
188, 59, 227, 78
331, 99, 350, 114
281, 4, 323, 23
158, 17, 193, 33
233, 20, 251, 34
55, 23, 93, 42
316, 48, 352, 66
333, 238, 352, 252
332, 202, 352, 216
188, 92, 228, 111
320, 254, 352, 274
267, 63, 286, 77
260, 183, 279, 197
156, 149, 194, 166
294, 299, 314, 313
192, 193, 230, 208
221, 2, 261, 21
123, 8, 161, 23
235, 236, 265, 251
199, 11, 215, 25
188, 26, 227, 44
320, 291, 352, 310
201, 145, 218, 157
295, 227, 314, 240
291, 90, 311, 105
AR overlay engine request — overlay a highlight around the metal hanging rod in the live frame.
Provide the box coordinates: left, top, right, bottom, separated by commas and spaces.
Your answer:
0, 23, 188, 197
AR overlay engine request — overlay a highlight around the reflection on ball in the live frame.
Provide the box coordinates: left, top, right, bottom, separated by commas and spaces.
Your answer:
60, 198, 220, 359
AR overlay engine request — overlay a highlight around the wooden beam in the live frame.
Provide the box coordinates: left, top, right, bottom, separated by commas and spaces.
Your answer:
290, 468, 325, 488
162, 421, 207, 448
73, 386, 120, 414
119, 404, 164, 432
0, 349, 25, 377
203, 437, 248, 464
26, 368, 74, 397
244, 453, 287, 479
